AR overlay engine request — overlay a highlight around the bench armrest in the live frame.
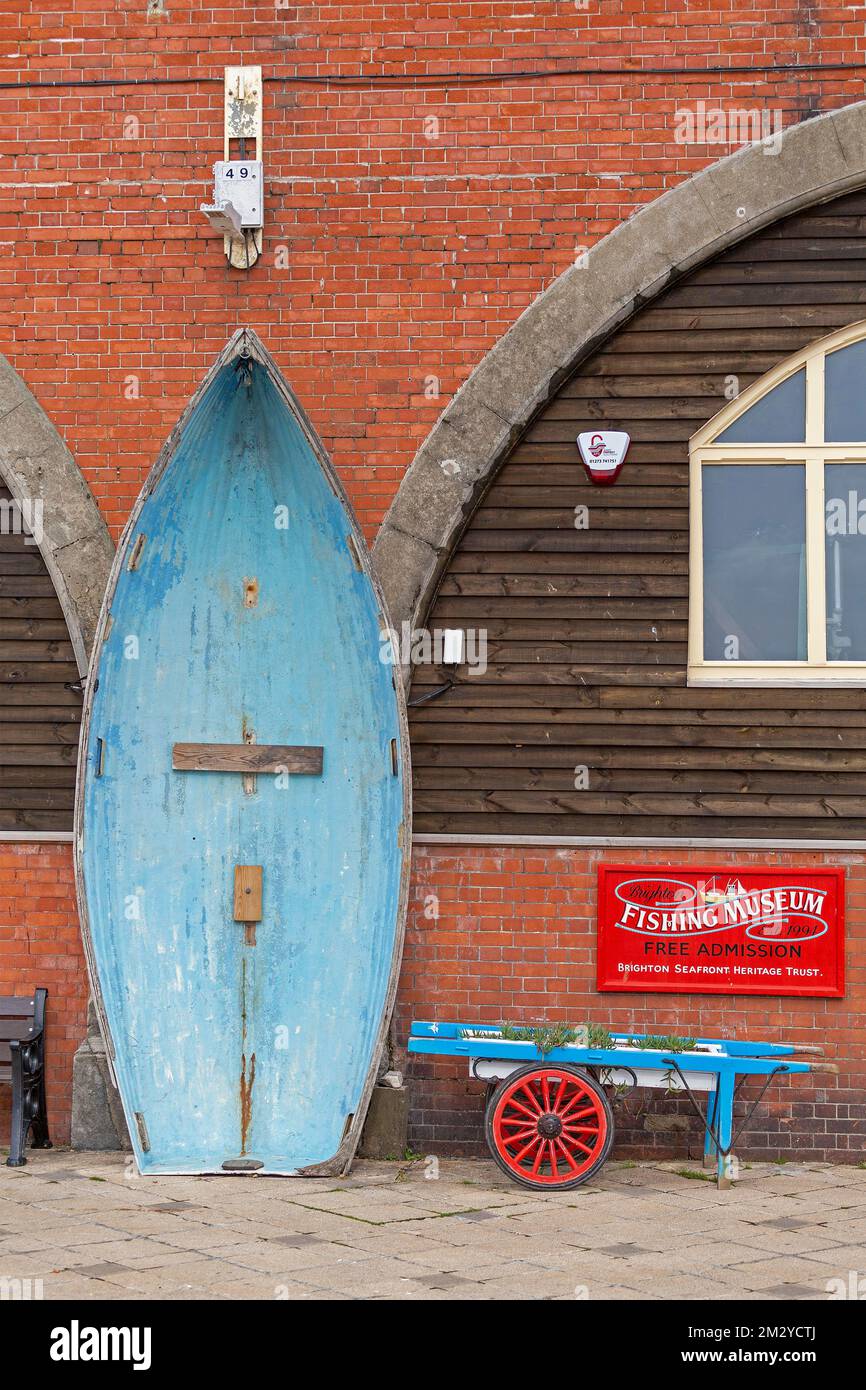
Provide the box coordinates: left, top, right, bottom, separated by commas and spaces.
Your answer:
12, 1024, 43, 1045
9, 1025, 45, 1078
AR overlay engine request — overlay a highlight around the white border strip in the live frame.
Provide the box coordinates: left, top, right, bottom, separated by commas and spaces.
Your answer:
7, 830, 862, 851
7, 830, 861, 851
0, 832, 73, 843
413, 834, 866, 851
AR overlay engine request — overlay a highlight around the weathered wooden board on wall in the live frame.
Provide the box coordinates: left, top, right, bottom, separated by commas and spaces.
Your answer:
0, 485, 81, 831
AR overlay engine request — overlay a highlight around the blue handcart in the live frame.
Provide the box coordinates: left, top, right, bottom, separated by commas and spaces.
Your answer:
408, 1020, 828, 1191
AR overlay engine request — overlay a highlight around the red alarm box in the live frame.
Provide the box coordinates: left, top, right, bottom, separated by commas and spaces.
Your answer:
577, 430, 630, 484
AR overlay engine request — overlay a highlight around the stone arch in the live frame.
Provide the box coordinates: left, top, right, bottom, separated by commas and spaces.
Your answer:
373, 101, 866, 638
0, 356, 113, 672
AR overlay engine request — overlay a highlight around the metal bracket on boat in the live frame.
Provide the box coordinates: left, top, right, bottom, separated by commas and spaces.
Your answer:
200, 66, 264, 270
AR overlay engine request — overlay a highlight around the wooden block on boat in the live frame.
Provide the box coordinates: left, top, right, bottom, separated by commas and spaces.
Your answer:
233, 865, 263, 922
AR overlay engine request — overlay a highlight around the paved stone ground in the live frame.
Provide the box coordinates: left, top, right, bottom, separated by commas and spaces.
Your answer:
1, 1149, 865, 1300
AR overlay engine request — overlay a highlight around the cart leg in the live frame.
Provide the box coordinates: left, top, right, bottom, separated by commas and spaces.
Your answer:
703, 1086, 719, 1170
715, 1073, 735, 1190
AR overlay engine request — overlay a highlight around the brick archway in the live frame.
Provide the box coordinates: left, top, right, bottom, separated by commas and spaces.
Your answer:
0, 355, 113, 672
373, 101, 866, 645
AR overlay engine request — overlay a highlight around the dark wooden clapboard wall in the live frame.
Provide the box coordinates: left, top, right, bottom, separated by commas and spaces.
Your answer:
0, 484, 80, 831
411, 189, 866, 839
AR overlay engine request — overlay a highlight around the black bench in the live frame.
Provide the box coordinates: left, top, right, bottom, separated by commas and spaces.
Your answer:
1, 989, 51, 1166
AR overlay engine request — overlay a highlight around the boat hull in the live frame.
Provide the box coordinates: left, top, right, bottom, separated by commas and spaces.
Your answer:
75, 333, 410, 1174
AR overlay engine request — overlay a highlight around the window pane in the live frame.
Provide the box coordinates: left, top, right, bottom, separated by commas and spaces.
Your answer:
702, 465, 807, 661
825, 341, 866, 442
825, 463, 866, 660
714, 369, 806, 444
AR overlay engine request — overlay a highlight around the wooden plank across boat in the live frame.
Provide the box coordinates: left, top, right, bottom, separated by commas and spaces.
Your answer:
75, 329, 411, 1175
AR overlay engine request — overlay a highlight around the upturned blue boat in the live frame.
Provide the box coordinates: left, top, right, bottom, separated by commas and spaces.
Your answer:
75, 330, 410, 1175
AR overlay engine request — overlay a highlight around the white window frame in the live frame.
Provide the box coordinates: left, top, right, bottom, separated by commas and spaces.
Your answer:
689, 318, 866, 686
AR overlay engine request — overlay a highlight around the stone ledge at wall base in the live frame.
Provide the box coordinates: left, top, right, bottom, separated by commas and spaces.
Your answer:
357, 1083, 410, 1161
70, 1002, 130, 1152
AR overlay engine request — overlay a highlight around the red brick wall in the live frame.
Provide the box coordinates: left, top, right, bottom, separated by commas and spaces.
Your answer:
0, 846, 87, 1147
3, 5, 866, 1151
398, 846, 866, 1162
2, 4, 865, 541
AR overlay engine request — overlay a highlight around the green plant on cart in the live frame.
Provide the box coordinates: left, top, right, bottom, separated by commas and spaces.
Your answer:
460, 1024, 696, 1058
497, 1022, 580, 1055
478, 1022, 619, 1054
625, 1034, 697, 1053
658, 1067, 681, 1097
586, 1023, 616, 1049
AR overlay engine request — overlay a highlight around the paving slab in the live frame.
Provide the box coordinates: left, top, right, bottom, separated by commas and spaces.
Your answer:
2, 1150, 865, 1300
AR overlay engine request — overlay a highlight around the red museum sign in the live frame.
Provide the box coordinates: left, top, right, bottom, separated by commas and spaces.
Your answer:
597, 865, 845, 998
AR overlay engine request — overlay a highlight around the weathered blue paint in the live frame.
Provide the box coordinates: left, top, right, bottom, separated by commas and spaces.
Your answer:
77, 333, 409, 1174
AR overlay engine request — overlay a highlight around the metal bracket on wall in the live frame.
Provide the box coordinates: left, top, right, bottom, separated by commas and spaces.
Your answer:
207, 66, 264, 271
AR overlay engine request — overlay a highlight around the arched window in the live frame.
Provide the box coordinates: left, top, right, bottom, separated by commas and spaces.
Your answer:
689, 321, 866, 684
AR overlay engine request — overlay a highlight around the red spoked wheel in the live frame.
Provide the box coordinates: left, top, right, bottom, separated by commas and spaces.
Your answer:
485, 1064, 614, 1191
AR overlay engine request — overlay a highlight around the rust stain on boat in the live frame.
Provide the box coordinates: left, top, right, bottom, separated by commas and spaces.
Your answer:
239, 956, 257, 1153
240, 1051, 256, 1155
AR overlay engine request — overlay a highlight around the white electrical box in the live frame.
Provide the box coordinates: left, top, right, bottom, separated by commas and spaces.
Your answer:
442, 629, 465, 665
213, 161, 264, 228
